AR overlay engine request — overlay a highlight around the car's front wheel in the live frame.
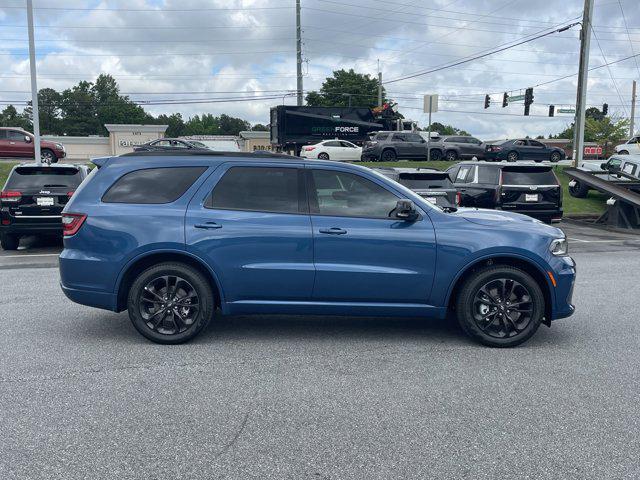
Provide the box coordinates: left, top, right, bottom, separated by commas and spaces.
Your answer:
569, 180, 589, 198
618, 150, 629, 155
127, 262, 214, 344
1, 233, 19, 251
41, 149, 57, 164
455, 265, 545, 347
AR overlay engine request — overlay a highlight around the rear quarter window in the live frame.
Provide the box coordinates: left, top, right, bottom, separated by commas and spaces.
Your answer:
502, 168, 557, 185
102, 166, 207, 204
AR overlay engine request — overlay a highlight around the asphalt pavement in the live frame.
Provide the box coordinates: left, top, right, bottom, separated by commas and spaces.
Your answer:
1, 223, 639, 479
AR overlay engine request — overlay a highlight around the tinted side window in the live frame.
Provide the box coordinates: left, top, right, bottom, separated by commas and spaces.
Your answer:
324, 141, 341, 147
392, 133, 406, 141
455, 166, 472, 183
405, 133, 424, 143
8, 131, 27, 141
478, 167, 499, 184
374, 133, 389, 141
103, 167, 206, 204
0, 130, 6, 139
209, 166, 302, 214
310, 170, 398, 218
528, 140, 545, 147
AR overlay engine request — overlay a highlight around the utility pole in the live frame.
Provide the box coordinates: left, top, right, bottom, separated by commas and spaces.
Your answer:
27, 0, 41, 164
377, 60, 383, 106
631, 80, 637, 137
295, 0, 303, 106
572, 0, 595, 167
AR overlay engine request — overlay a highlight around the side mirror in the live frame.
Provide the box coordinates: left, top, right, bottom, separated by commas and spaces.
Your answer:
600, 162, 608, 170
24, 135, 32, 143
392, 199, 419, 221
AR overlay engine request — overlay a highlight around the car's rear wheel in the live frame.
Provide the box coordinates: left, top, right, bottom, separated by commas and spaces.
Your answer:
445, 150, 458, 161
0, 233, 19, 251
569, 179, 589, 198
619, 150, 629, 155
455, 265, 545, 347
41, 149, 57, 164
317, 152, 330, 160
380, 149, 397, 162
507, 151, 519, 162
127, 262, 214, 344
550, 151, 561, 162
428, 149, 442, 161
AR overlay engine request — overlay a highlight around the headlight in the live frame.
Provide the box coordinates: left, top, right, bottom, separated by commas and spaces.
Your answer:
55, 143, 64, 150
550, 238, 568, 256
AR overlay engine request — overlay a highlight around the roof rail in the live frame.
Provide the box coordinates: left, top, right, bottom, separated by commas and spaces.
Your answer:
119, 149, 292, 160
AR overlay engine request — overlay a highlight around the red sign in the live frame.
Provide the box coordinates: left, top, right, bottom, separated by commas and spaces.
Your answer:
584, 146, 602, 155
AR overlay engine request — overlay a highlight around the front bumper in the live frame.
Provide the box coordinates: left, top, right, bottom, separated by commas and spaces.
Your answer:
550, 255, 576, 320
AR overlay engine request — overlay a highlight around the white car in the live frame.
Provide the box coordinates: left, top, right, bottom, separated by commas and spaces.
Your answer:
615, 135, 640, 155
300, 139, 362, 161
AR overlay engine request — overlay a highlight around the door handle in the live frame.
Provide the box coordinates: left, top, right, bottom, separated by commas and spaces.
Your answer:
319, 227, 347, 235
194, 222, 222, 230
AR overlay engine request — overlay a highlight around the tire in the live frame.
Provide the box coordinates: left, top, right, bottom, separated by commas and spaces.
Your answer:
0, 233, 19, 251
380, 149, 397, 162
445, 150, 458, 161
550, 152, 561, 163
41, 149, 57, 164
619, 150, 629, 155
317, 152, 330, 160
569, 180, 589, 198
127, 262, 215, 344
428, 149, 442, 161
455, 265, 545, 347
507, 151, 519, 162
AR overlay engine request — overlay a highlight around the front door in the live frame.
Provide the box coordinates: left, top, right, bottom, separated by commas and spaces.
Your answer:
185, 163, 314, 304
6, 130, 34, 157
306, 166, 437, 304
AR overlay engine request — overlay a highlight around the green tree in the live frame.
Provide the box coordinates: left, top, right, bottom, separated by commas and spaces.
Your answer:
305, 69, 385, 108
218, 114, 250, 135
91, 74, 152, 134
0, 105, 32, 130
59, 81, 100, 136
156, 113, 186, 137
428, 121, 470, 136
251, 123, 269, 131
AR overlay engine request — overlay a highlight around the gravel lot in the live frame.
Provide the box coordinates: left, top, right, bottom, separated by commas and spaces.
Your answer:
1, 223, 639, 479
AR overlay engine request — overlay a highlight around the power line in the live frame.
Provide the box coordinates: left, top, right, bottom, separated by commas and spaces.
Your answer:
384, 21, 581, 84
617, 0, 640, 78
589, 24, 629, 116
0, 4, 294, 12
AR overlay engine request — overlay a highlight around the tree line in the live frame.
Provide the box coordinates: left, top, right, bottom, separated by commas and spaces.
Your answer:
0, 74, 268, 137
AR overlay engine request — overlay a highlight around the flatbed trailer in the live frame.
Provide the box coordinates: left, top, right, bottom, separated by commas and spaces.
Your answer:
564, 168, 640, 229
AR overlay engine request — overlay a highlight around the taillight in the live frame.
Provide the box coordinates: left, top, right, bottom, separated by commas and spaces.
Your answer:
0, 190, 22, 203
1, 219, 10, 226
303, 146, 315, 151
67, 191, 75, 198
62, 213, 87, 237
456, 191, 462, 206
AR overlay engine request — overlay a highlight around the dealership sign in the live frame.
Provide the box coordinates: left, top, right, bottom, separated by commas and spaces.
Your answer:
312, 126, 360, 135
584, 146, 603, 155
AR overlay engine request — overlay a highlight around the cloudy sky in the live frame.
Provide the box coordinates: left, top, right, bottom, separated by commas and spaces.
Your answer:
0, 0, 639, 139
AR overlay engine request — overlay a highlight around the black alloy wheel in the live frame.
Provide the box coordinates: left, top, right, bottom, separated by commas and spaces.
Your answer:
128, 262, 214, 344
381, 149, 397, 162
471, 278, 534, 339
455, 266, 544, 347
445, 150, 458, 161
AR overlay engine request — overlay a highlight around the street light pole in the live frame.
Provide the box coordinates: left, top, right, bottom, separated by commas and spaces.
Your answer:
26, 0, 41, 164
572, 0, 595, 167
295, 0, 303, 106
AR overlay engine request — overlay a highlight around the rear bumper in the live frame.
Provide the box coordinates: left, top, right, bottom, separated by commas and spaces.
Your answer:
60, 282, 118, 311
0, 219, 62, 235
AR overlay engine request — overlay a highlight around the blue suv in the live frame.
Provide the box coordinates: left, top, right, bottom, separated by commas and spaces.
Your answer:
59, 151, 575, 347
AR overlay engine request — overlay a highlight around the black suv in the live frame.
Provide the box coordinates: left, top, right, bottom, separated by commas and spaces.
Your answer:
0, 163, 90, 250
361, 131, 443, 162
446, 162, 563, 223
374, 167, 459, 209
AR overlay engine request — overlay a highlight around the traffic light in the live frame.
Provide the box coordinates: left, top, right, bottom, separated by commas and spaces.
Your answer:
502, 92, 509, 108
549, 105, 555, 117
484, 95, 490, 109
524, 87, 534, 116
602, 103, 608, 116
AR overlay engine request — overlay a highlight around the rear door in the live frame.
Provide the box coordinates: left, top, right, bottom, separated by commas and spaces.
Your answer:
3, 166, 82, 221
527, 140, 548, 160
306, 165, 437, 304
405, 133, 427, 158
391, 133, 410, 156
185, 162, 315, 304
499, 167, 561, 211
